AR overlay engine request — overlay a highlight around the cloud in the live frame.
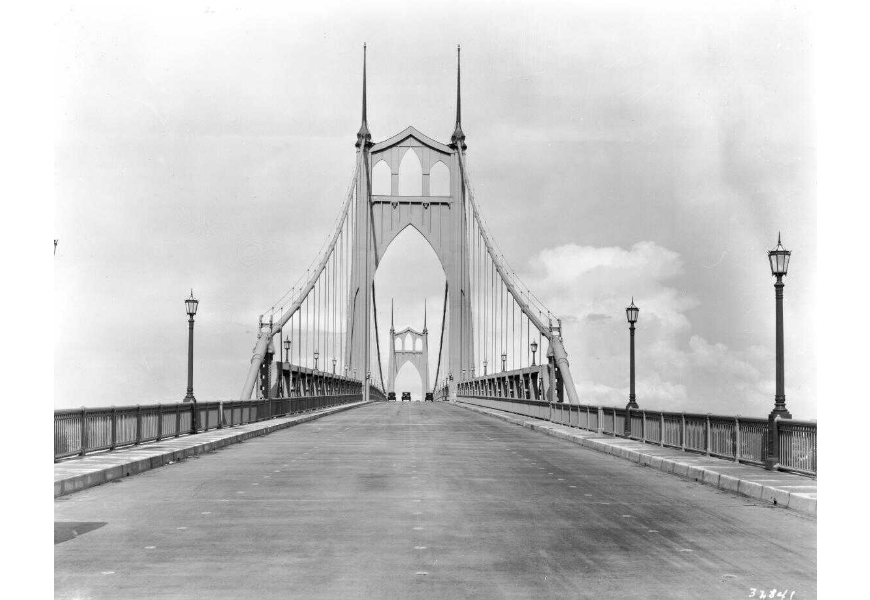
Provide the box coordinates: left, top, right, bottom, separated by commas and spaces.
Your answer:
523, 241, 775, 416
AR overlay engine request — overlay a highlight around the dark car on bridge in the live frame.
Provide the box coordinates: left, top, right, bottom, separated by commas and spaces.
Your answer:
401, 392, 411, 402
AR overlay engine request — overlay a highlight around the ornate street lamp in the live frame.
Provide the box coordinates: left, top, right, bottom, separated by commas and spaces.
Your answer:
183, 290, 199, 404
623, 298, 640, 436
530, 340, 538, 366
462, 369, 467, 381
283, 338, 291, 363
766, 233, 793, 468
332, 357, 337, 374
625, 298, 639, 410
313, 350, 319, 371
501, 352, 507, 372
483, 359, 488, 375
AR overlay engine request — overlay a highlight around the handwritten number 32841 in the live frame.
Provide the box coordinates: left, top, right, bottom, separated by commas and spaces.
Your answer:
749, 590, 795, 599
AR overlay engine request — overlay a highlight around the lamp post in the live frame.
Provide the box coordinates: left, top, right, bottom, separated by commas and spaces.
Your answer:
501, 352, 507, 373
766, 233, 792, 469
625, 297, 639, 420
313, 350, 319, 372
183, 290, 199, 404
462, 369, 467, 381
483, 360, 488, 375
332, 357, 337, 374
530, 340, 538, 366
281, 339, 291, 398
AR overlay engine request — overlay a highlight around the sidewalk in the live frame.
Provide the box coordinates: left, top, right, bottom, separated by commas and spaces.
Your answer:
54, 401, 369, 497
454, 400, 817, 516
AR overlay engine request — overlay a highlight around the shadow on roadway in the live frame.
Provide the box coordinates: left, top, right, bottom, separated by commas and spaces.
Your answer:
55, 522, 107, 545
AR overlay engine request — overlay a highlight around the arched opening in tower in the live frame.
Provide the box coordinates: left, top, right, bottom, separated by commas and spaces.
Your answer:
395, 361, 424, 402
374, 224, 446, 396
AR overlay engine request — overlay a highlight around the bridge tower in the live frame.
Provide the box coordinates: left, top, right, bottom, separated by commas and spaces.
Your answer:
346, 45, 474, 400
386, 301, 430, 399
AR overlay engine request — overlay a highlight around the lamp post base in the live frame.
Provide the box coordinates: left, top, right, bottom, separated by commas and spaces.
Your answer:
183, 394, 196, 403
625, 401, 638, 437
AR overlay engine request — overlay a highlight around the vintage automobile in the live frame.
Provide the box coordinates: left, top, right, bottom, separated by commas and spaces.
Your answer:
401, 391, 411, 402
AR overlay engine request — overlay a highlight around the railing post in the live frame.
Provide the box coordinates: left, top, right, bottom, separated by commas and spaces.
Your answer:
641, 410, 646, 443
660, 412, 665, 447
597, 406, 604, 434
190, 402, 197, 434
135, 405, 142, 445
734, 416, 741, 463
79, 407, 88, 457
680, 412, 686, 451
110, 406, 117, 450
764, 415, 781, 471
156, 404, 162, 441
705, 413, 711, 456
204, 403, 210, 431
175, 403, 181, 437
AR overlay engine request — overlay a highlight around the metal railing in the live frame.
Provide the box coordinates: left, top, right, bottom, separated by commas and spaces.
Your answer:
456, 395, 816, 476
55, 394, 362, 461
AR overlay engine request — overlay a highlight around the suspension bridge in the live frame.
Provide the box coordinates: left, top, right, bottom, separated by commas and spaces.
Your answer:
54, 46, 816, 599
239, 45, 577, 410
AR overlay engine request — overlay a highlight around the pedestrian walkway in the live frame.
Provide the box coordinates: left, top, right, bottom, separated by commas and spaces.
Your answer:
454, 400, 817, 515
54, 401, 368, 497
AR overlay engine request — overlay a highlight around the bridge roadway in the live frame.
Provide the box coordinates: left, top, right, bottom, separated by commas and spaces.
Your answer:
55, 402, 816, 599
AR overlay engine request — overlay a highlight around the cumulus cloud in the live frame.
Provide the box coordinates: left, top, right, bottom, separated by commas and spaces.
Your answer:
523, 241, 774, 416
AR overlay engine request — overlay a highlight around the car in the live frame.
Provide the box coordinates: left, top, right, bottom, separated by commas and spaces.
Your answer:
401, 391, 411, 402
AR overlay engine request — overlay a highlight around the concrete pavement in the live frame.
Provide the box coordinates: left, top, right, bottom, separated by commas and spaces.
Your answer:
454, 400, 818, 515
54, 401, 367, 497
55, 402, 816, 599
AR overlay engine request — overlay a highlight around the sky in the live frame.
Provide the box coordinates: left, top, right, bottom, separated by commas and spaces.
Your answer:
53, 0, 816, 418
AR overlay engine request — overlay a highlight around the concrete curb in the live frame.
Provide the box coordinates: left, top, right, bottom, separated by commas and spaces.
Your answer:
54, 401, 370, 497
453, 400, 817, 516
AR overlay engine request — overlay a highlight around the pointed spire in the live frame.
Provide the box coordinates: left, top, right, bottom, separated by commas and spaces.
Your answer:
390, 298, 394, 331
450, 44, 467, 150
356, 43, 372, 148
423, 299, 428, 333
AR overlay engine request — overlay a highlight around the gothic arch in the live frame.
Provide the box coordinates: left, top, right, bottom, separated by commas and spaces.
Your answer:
429, 161, 450, 196
372, 159, 392, 195
398, 148, 423, 196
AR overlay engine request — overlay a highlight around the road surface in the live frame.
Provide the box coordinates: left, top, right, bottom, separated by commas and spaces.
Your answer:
55, 402, 816, 599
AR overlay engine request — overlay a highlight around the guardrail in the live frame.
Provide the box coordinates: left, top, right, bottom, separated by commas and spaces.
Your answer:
55, 394, 363, 461
456, 395, 816, 477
